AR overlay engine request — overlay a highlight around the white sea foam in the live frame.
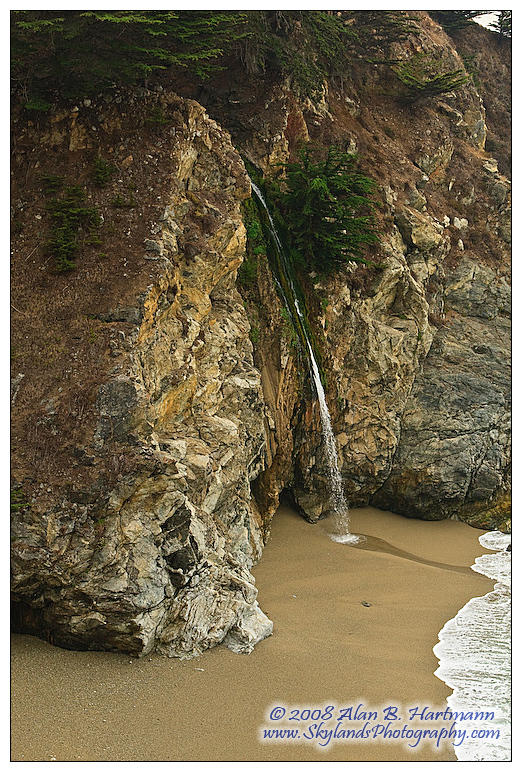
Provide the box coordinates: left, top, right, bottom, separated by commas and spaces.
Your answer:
433, 530, 511, 761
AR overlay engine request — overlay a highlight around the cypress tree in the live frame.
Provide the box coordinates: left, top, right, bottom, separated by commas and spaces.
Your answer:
492, 11, 512, 38
11, 10, 248, 100
277, 147, 378, 273
430, 11, 492, 31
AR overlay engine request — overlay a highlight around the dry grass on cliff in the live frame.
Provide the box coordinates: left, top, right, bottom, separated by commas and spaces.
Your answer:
10, 94, 187, 498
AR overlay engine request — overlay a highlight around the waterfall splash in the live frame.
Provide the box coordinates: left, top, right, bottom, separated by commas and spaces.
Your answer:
250, 180, 361, 544
305, 339, 361, 544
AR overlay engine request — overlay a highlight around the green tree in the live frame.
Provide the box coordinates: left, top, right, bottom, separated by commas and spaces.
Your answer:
45, 185, 101, 272
276, 146, 378, 273
393, 54, 469, 103
430, 11, 492, 31
11, 10, 247, 100
350, 11, 419, 58
240, 11, 355, 96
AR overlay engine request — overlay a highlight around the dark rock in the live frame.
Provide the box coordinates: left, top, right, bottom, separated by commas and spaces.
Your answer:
97, 307, 142, 325
144, 239, 162, 254
373, 313, 510, 520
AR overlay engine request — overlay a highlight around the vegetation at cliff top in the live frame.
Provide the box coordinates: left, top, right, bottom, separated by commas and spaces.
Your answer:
491, 11, 511, 39
272, 146, 378, 274
11, 10, 511, 108
11, 10, 248, 100
350, 11, 419, 60
431, 10, 511, 39
240, 11, 356, 95
11, 10, 355, 103
430, 11, 493, 31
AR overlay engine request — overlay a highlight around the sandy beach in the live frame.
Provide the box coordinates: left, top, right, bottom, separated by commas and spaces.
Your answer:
11, 505, 493, 762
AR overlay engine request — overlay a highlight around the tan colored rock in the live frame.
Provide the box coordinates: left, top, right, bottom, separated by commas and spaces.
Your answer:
395, 207, 443, 251
415, 139, 454, 177
11, 95, 272, 659
293, 233, 433, 517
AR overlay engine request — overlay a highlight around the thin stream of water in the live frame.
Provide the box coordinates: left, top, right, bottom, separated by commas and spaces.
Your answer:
250, 181, 360, 544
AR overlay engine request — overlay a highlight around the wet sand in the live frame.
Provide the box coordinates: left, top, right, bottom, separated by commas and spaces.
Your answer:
11, 505, 493, 761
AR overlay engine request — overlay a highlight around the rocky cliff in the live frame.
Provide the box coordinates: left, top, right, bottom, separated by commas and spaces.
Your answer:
206, 11, 511, 530
11, 12, 510, 657
12, 96, 272, 656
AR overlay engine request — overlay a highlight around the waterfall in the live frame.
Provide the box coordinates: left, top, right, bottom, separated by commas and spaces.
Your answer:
250, 180, 361, 544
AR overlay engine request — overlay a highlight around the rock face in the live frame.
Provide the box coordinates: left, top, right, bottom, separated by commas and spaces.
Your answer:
11, 12, 511, 658
395, 207, 443, 251
373, 258, 510, 521
11, 97, 272, 657
292, 227, 433, 519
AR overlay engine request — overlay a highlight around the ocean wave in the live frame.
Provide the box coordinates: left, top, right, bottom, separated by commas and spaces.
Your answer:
433, 530, 511, 761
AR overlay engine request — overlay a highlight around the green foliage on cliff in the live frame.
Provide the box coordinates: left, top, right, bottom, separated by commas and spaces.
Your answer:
111, 191, 136, 209
238, 197, 266, 290
11, 10, 356, 103
351, 11, 419, 58
274, 146, 378, 273
40, 173, 64, 195
11, 10, 247, 99
241, 11, 356, 95
11, 487, 29, 514
430, 10, 511, 40
12, 9, 508, 109
393, 54, 468, 103
44, 186, 101, 272
461, 54, 481, 88
492, 11, 511, 39
280, 308, 299, 347
91, 157, 116, 188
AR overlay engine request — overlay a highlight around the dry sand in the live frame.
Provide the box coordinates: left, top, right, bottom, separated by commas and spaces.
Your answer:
11, 505, 493, 761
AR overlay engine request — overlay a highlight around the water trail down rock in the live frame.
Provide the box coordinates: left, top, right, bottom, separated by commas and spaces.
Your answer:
305, 340, 360, 544
250, 181, 361, 544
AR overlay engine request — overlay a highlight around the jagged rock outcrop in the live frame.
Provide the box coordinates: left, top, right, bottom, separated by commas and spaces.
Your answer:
11, 96, 272, 657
